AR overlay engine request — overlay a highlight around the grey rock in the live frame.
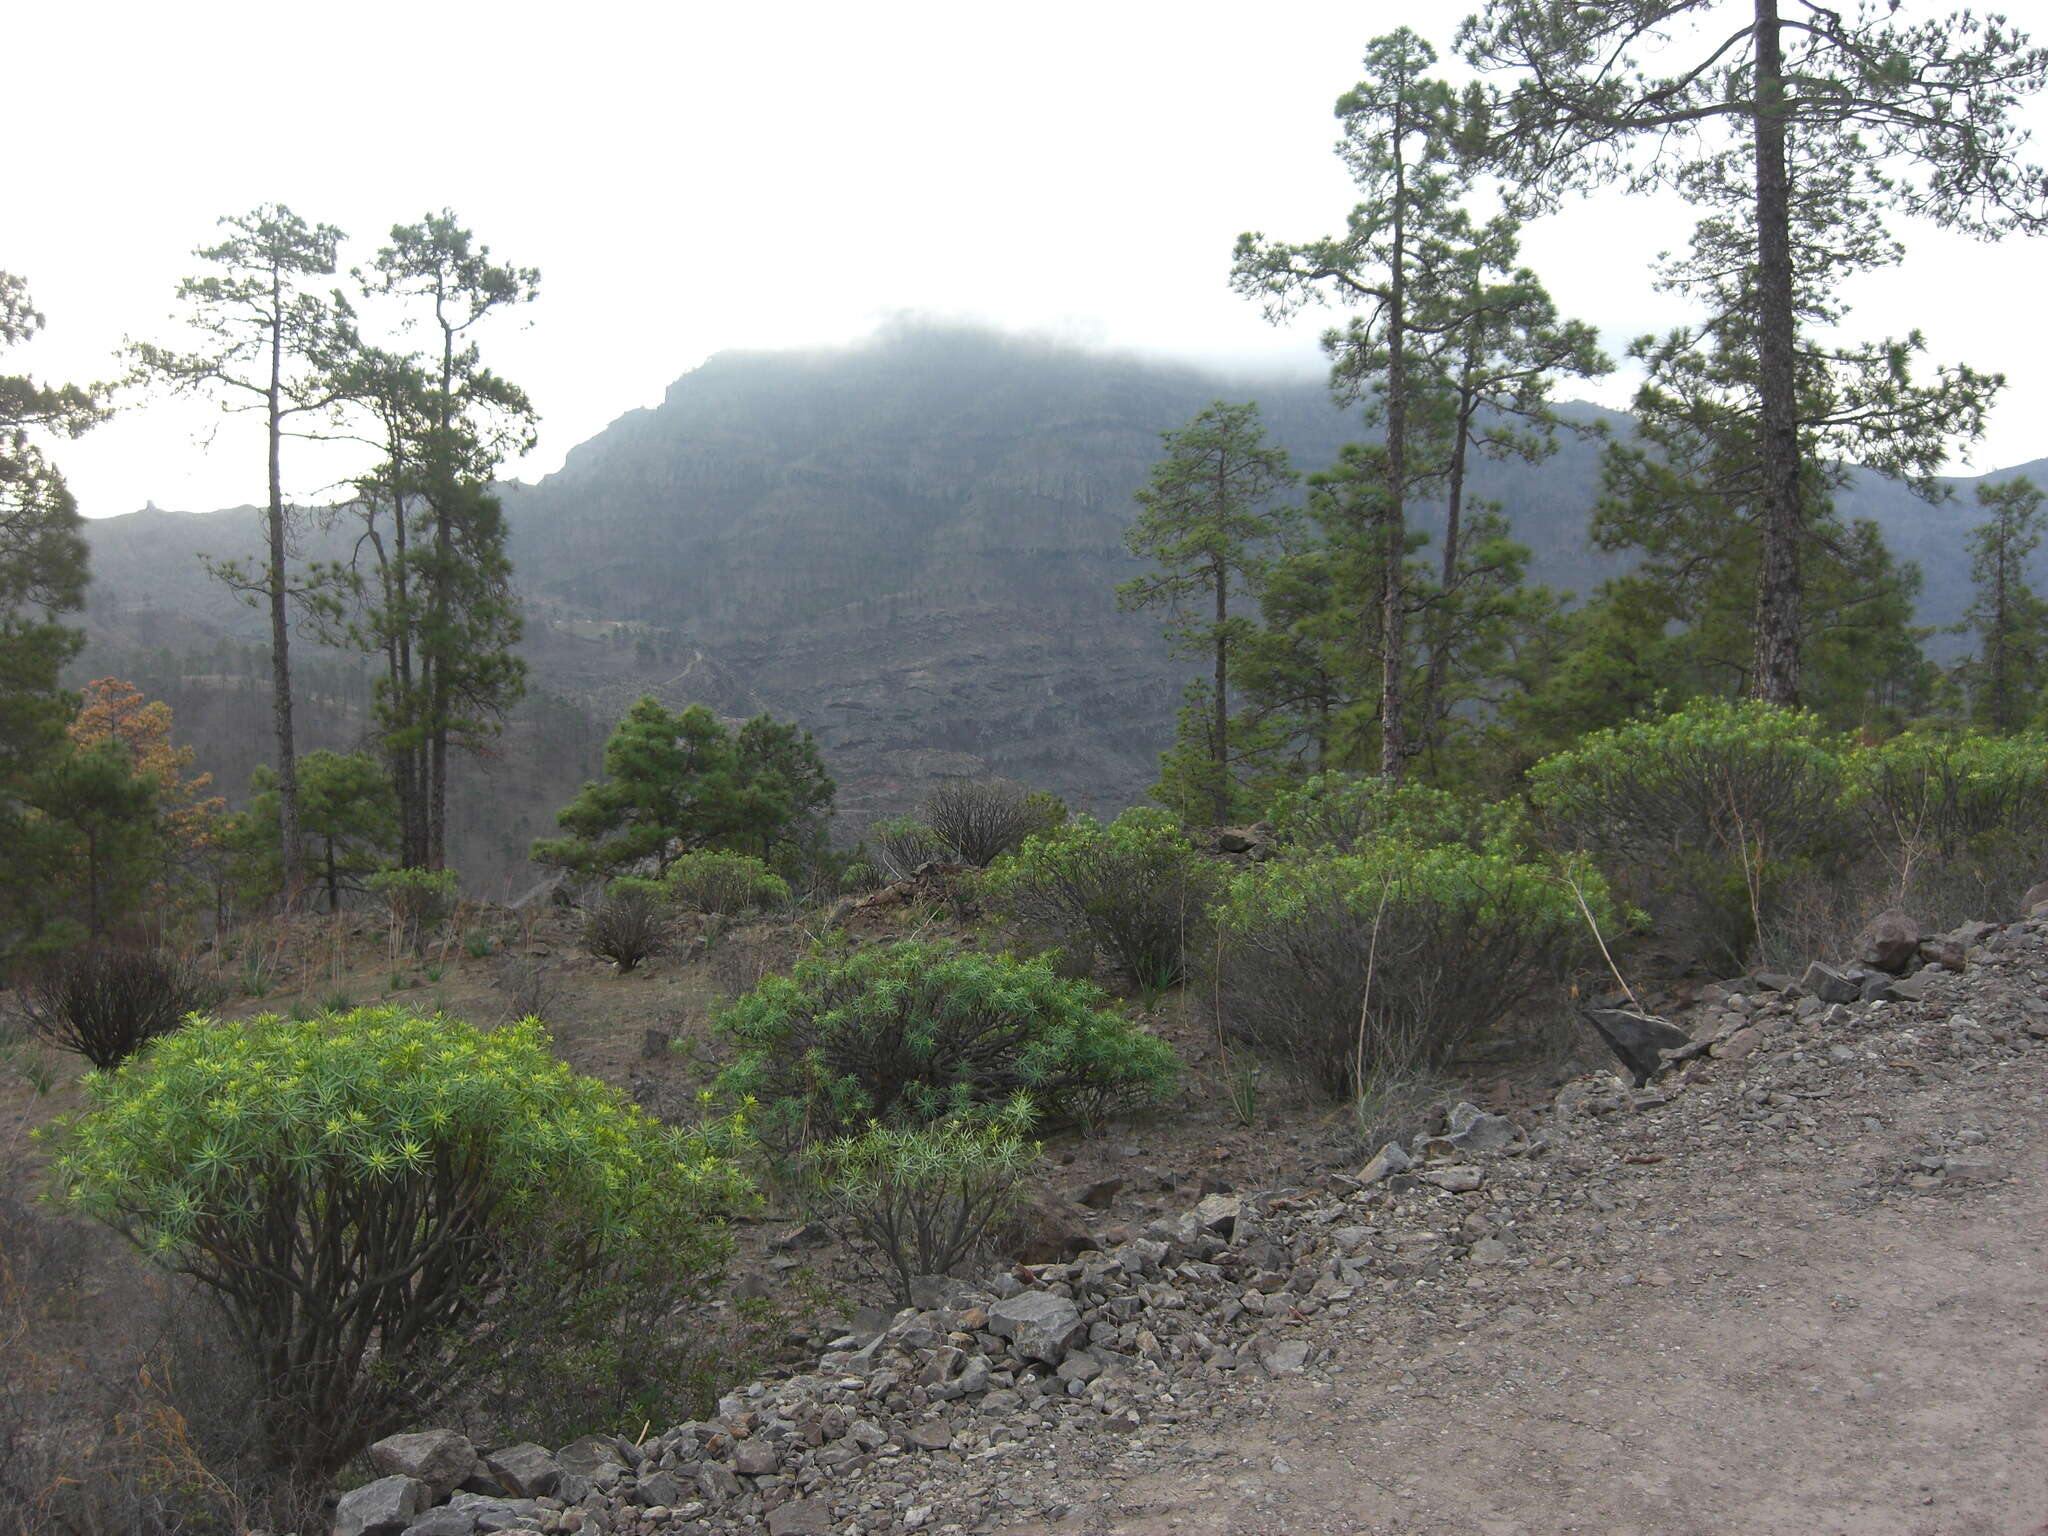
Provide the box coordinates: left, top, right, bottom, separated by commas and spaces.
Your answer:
1425, 1103, 1518, 1156
483, 1444, 560, 1499
1941, 1160, 2002, 1185
1074, 1176, 1124, 1209
731, 1437, 781, 1476
1801, 962, 1864, 1005
1468, 1236, 1510, 1265
1854, 908, 1922, 974
634, 1471, 683, 1507
1356, 1142, 1413, 1184
698, 1463, 743, 1501
335, 1476, 430, 1536
1193, 1192, 1243, 1235
1889, 970, 1937, 1001
1056, 1349, 1106, 1384
1583, 1007, 1694, 1085
907, 1421, 953, 1450
1749, 971, 1799, 993
1422, 1165, 1483, 1193
555, 1437, 625, 1479
766, 1501, 835, 1535
370, 1431, 476, 1503
443, 1495, 540, 1534
980, 1388, 1024, 1414
987, 1291, 1086, 1364
397, 1510, 480, 1536
2022, 881, 2048, 919
1262, 1339, 1311, 1375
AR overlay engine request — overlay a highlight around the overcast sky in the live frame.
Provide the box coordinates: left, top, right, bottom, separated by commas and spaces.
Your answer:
15, 0, 2048, 521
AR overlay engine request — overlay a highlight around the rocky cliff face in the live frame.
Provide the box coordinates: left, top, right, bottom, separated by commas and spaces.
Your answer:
73, 323, 2044, 890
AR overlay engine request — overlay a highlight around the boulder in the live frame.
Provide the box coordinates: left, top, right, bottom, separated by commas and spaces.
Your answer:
1582, 1007, 1693, 1086
482, 1443, 560, 1498
1420, 1102, 1518, 1157
2022, 880, 2048, 919
369, 1431, 476, 1503
767, 1501, 835, 1536
1356, 1141, 1413, 1185
1799, 961, 1863, 1005
986, 1291, 1085, 1364
1853, 908, 1922, 975
334, 1476, 429, 1536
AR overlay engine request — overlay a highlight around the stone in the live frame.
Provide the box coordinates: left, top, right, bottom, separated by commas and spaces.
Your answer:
1582, 1007, 1694, 1085
555, 1437, 625, 1479
1889, 970, 1937, 1001
1356, 1142, 1413, 1185
1074, 1177, 1124, 1209
1421, 1102, 1518, 1157
766, 1501, 835, 1536
1853, 908, 1922, 975
1800, 962, 1863, 1005
335, 1476, 430, 1536
1941, 1160, 2002, 1185
1749, 971, 1798, 994
1262, 1339, 1311, 1375
1421, 1165, 1483, 1193
484, 1444, 561, 1498
996, 1190, 1095, 1264
1193, 1192, 1243, 1235
731, 1437, 781, 1476
634, 1471, 683, 1507
371, 1431, 477, 1503
1056, 1350, 1105, 1384
396, 1510, 479, 1536
987, 1291, 1085, 1364
2021, 881, 2048, 919
1468, 1236, 1510, 1265
441, 1495, 539, 1534
1711, 1026, 1762, 1062
907, 1421, 953, 1451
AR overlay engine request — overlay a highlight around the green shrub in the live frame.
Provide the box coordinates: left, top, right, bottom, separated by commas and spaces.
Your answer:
581, 877, 670, 972
1268, 773, 1510, 855
366, 866, 459, 955
1526, 698, 1855, 966
979, 807, 1223, 989
803, 1105, 1037, 1304
1852, 730, 2048, 925
39, 1006, 750, 1484
918, 779, 1068, 867
867, 816, 949, 882
715, 939, 1179, 1153
665, 851, 790, 915
1209, 844, 1605, 1099
17, 947, 224, 1069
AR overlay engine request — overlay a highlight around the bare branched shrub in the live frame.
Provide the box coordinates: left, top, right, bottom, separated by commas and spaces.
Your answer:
493, 952, 565, 1022
918, 779, 1067, 867
581, 878, 670, 973
17, 947, 224, 1069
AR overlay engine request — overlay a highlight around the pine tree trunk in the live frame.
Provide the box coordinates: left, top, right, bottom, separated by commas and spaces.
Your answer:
1212, 550, 1230, 826
1749, 0, 1804, 708
267, 272, 305, 908
1380, 114, 1411, 781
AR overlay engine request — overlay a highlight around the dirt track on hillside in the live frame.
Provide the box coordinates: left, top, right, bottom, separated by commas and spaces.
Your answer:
1012, 1016, 2048, 1536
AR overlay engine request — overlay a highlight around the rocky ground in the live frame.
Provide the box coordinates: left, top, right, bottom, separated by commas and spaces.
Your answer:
331, 914, 2048, 1536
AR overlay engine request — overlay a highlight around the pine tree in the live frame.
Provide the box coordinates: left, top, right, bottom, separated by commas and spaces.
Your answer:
1461, 0, 2048, 705
130, 206, 353, 906
1, 273, 105, 953
1116, 402, 1297, 823
1955, 476, 2048, 731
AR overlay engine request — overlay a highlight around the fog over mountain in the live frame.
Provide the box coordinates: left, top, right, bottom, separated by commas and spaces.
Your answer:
73, 324, 2040, 892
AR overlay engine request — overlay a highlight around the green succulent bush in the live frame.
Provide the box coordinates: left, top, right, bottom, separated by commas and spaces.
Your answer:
666, 850, 790, 915
1209, 844, 1606, 1099
715, 939, 1179, 1153
1526, 697, 1856, 966
979, 807, 1223, 989
1851, 729, 2048, 925
1268, 773, 1518, 856
39, 1006, 751, 1484
803, 1103, 1037, 1304
581, 876, 670, 972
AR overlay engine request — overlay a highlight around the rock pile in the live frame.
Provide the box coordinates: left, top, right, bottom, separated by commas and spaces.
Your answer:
325, 906, 2048, 1536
